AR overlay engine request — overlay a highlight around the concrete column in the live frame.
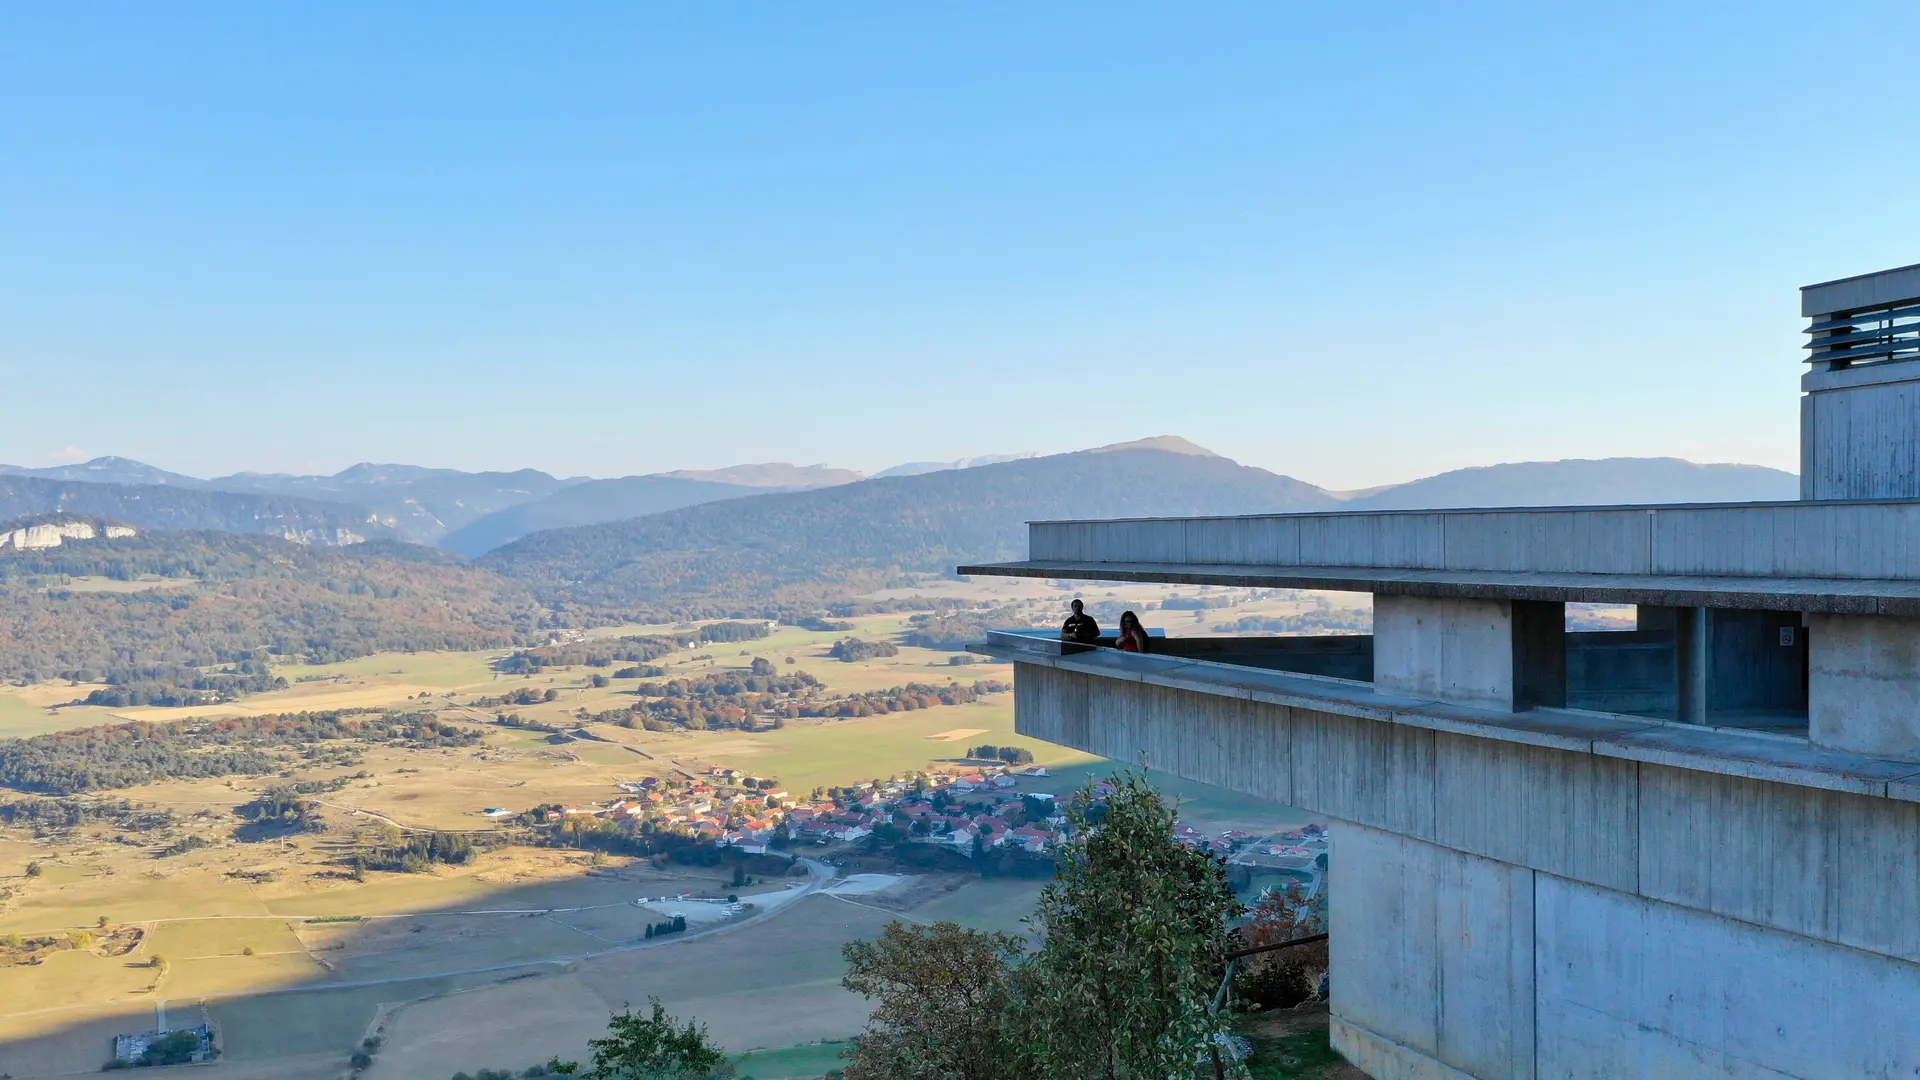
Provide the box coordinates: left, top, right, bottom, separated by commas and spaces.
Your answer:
1673, 607, 1708, 724
1374, 595, 1564, 712
1809, 613, 1920, 763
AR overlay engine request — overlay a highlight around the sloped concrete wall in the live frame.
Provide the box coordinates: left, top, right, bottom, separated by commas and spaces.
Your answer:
1330, 823, 1534, 1080
1535, 875, 1920, 1079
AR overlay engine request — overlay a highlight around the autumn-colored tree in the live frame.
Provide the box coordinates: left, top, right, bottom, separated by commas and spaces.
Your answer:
840, 921, 1027, 1080
1235, 879, 1329, 1010
1012, 770, 1243, 1079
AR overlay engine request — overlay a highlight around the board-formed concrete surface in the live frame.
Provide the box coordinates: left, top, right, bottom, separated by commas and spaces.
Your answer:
1007, 660, 1920, 1080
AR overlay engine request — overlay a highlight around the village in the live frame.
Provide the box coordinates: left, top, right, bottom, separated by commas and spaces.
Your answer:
508, 758, 1330, 896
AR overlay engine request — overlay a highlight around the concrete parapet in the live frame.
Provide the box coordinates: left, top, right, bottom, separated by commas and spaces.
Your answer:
1010, 659, 1920, 967
1007, 644, 1920, 1079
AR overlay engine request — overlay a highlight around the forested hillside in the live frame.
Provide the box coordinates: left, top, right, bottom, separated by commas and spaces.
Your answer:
0, 477, 387, 545
479, 448, 1336, 616
0, 532, 544, 683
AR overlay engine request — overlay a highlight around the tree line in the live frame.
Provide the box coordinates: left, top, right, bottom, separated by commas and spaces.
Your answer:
0, 531, 547, 684
0, 710, 480, 794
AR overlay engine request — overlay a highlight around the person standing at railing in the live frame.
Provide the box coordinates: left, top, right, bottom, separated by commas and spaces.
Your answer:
1116, 610, 1150, 652
1061, 598, 1101, 644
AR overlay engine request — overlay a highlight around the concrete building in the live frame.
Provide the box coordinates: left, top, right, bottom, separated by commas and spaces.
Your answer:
963, 264, 1920, 1079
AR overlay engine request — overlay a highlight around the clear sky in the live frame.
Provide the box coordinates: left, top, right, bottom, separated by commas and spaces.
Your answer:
5, 3, 1919, 488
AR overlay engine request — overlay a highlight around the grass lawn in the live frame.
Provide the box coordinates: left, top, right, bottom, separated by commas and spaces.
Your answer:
1236, 1007, 1363, 1079
912, 877, 1045, 934
732, 1040, 853, 1078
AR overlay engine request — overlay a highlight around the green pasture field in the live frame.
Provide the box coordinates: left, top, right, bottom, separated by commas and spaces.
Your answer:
274, 649, 502, 689
633, 698, 1096, 795
0, 687, 110, 738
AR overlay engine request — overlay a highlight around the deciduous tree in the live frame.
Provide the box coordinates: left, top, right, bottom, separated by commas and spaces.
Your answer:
840, 921, 1026, 1080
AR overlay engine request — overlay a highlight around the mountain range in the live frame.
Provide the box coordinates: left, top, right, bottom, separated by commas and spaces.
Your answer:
471, 447, 1799, 618
1, 448, 1800, 574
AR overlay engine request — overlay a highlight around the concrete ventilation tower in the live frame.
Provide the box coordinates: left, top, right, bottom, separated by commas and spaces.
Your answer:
962, 264, 1920, 1079
1802, 263, 1920, 499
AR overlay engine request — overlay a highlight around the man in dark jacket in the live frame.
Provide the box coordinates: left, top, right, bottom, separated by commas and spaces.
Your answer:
1060, 599, 1101, 644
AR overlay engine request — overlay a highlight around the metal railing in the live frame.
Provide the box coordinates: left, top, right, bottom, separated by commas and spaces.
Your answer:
1205, 932, 1330, 1079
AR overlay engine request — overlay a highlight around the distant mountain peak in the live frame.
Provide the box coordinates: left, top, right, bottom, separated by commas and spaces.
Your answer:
0, 456, 204, 488
655, 463, 863, 488
1087, 435, 1221, 457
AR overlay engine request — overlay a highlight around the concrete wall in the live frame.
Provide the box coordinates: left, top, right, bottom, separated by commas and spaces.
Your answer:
1154, 634, 1374, 681
1026, 501, 1920, 581
1566, 628, 1672, 715
1803, 376, 1920, 501
1705, 608, 1806, 714
1014, 662, 1920, 1080
1535, 874, 1920, 1079
1330, 823, 1535, 1080
1809, 613, 1920, 762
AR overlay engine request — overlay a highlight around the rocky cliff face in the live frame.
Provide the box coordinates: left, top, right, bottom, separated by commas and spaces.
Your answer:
0, 519, 139, 551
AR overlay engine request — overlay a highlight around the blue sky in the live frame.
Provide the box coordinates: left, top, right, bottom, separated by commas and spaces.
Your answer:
4, 3, 1918, 487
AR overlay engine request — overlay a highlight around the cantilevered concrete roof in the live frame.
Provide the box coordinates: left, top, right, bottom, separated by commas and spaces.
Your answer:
958, 499, 1920, 612
956, 558, 1920, 615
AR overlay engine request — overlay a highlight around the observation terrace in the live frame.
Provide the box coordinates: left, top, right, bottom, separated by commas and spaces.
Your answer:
958, 265, 1920, 1080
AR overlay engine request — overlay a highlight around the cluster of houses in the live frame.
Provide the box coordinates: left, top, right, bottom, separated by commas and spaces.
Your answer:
523, 763, 1078, 859
785, 766, 1067, 857
513, 765, 1324, 873
1232, 821, 1331, 896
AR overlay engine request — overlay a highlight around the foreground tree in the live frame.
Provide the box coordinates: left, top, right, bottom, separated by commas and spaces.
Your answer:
1013, 770, 1244, 1079
548, 999, 732, 1080
840, 921, 1027, 1080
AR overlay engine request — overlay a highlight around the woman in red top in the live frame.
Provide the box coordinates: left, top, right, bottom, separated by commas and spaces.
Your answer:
1115, 610, 1150, 653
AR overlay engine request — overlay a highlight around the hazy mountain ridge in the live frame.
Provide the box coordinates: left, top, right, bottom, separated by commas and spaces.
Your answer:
1341, 457, 1798, 510
478, 448, 1338, 615
655, 463, 863, 488
439, 475, 769, 557
0, 456, 204, 488
873, 453, 1037, 479
206, 464, 581, 543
